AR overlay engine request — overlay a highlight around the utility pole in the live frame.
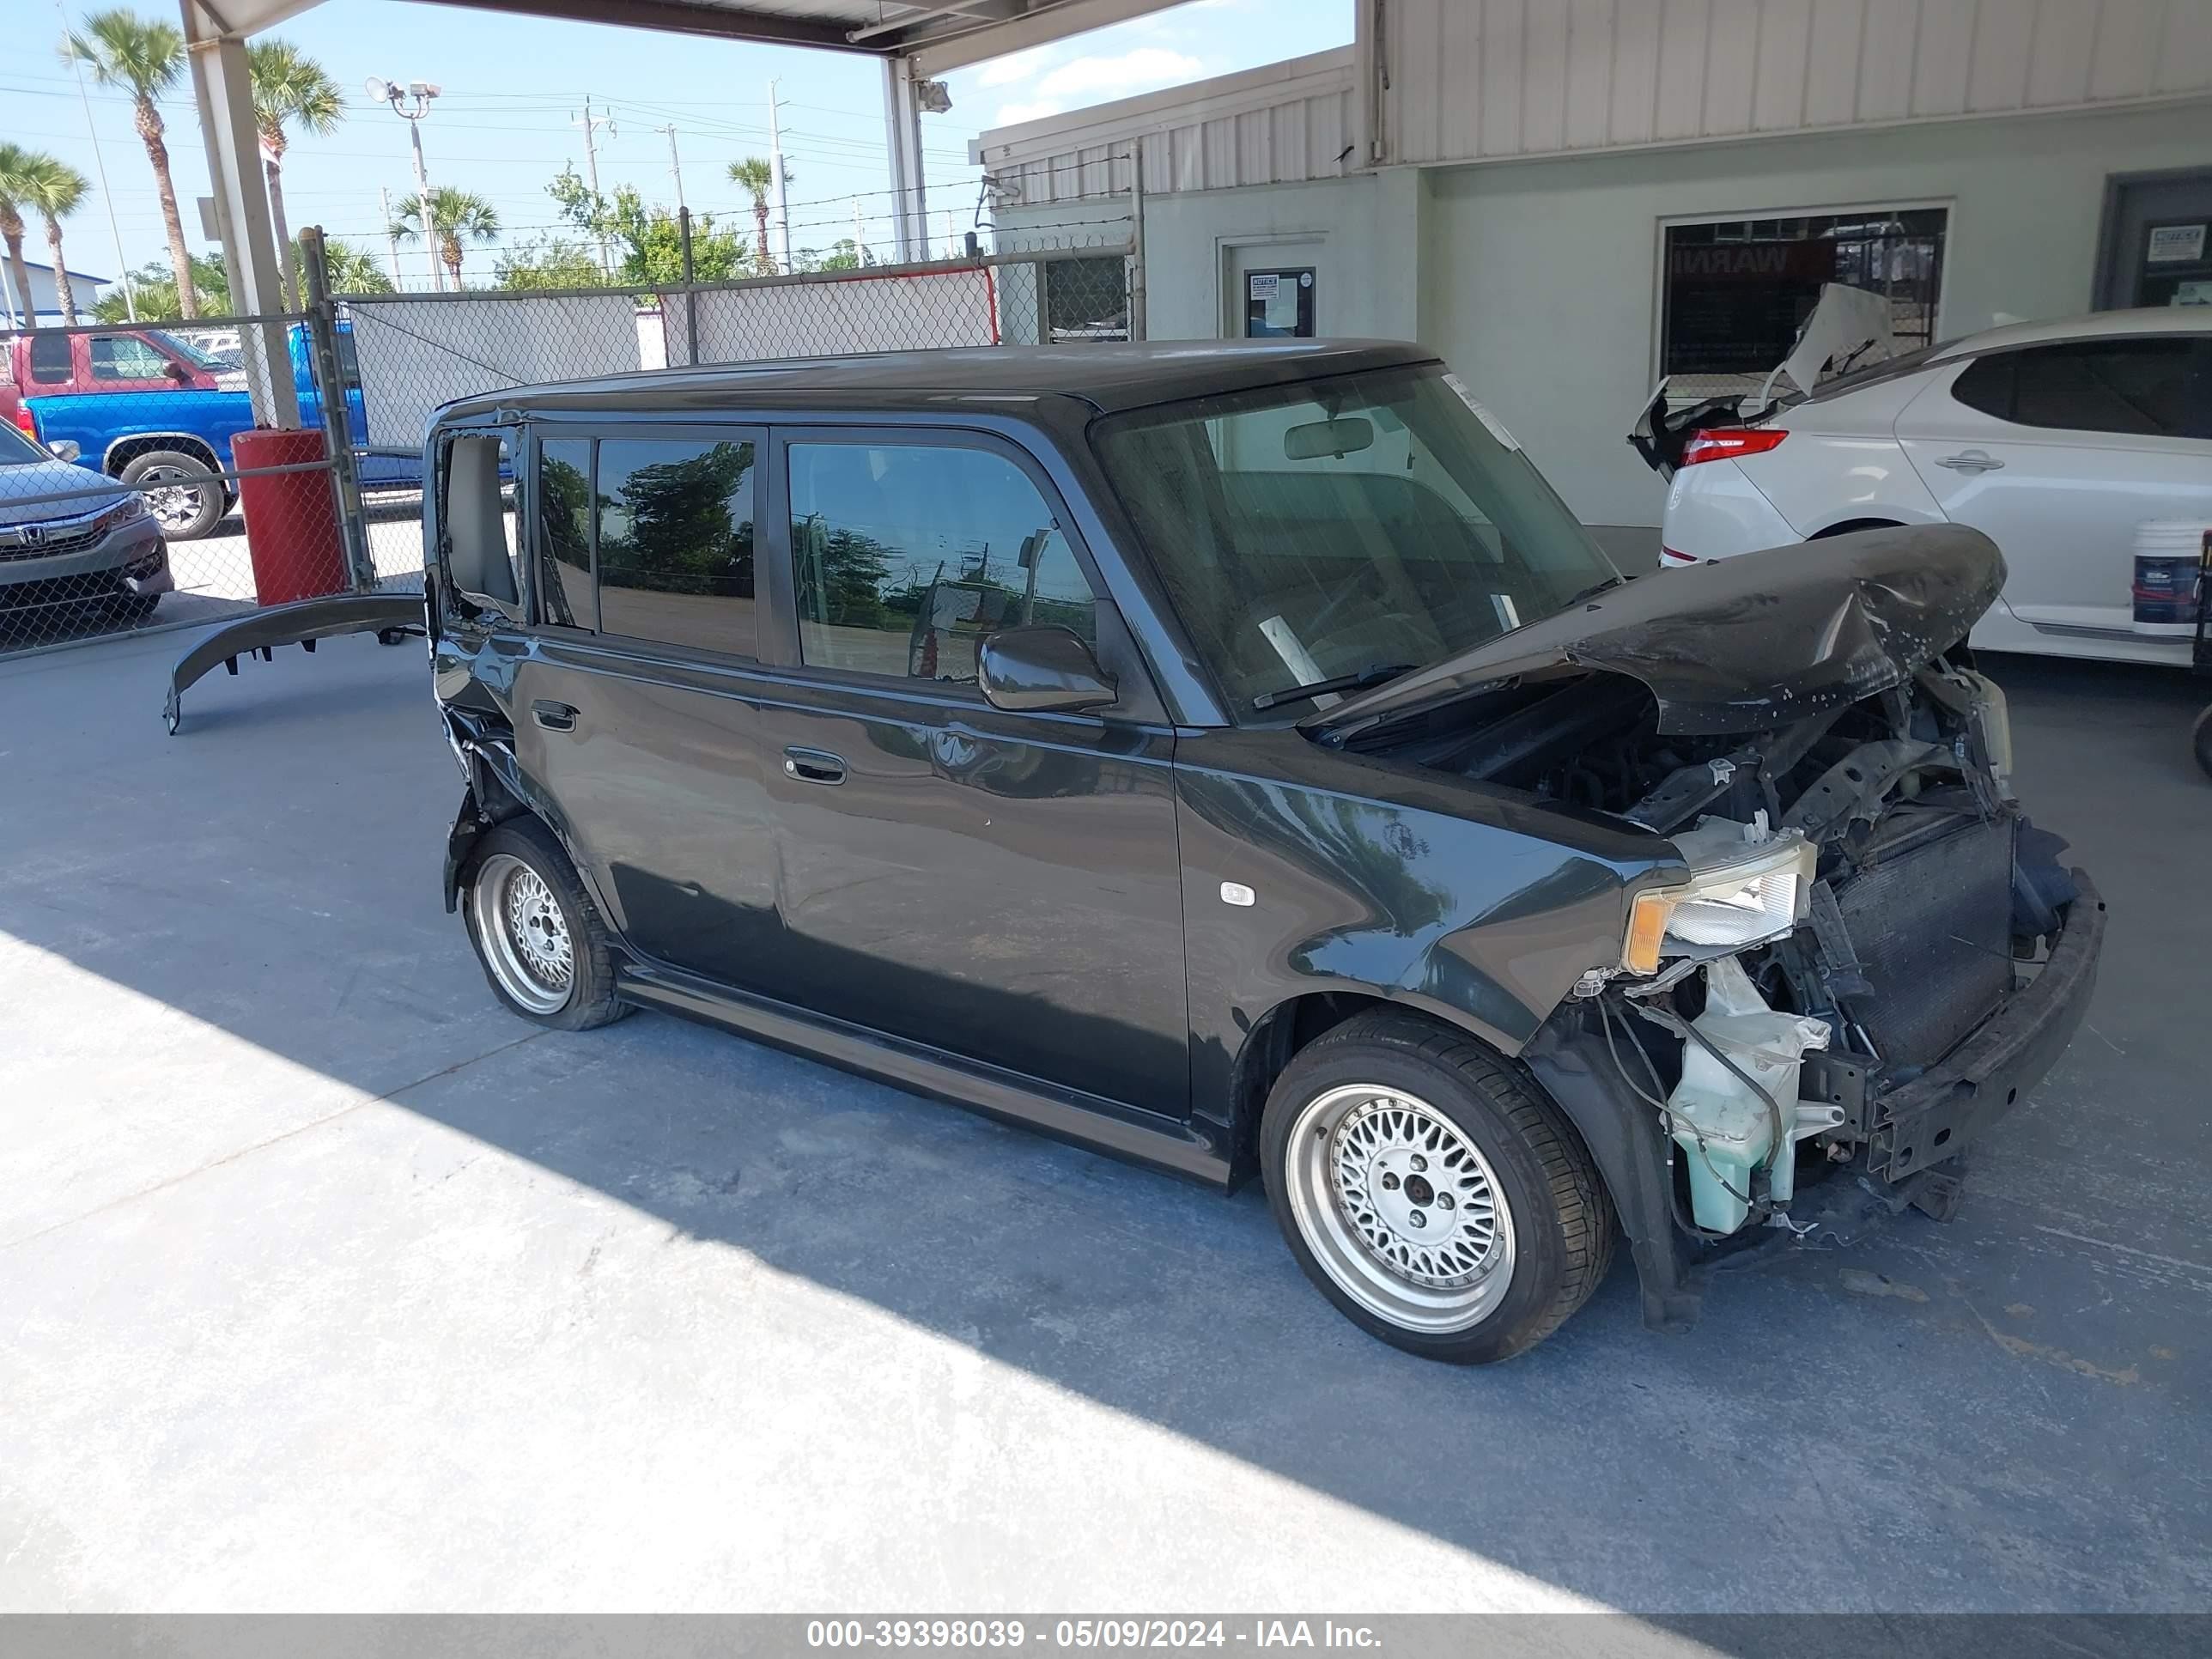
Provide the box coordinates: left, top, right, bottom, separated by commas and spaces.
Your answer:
368, 78, 443, 292
767, 79, 792, 274
572, 96, 617, 281
852, 198, 866, 265
378, 185, 403, 287
655, 123, 686, 216
57, 0, 134, 319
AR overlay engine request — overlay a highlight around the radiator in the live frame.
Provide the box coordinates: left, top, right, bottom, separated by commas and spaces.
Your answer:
1832, 808, 2016, 1067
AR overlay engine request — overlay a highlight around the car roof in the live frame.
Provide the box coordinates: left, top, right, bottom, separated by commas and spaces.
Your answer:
435, 339, 1439, 423
1932, 307, 2209, 361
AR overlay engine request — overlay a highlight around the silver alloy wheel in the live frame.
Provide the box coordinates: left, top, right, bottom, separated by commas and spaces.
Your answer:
138, 465, 206, 533
1284, 1084, 1517, 1334
473, 853, 574, 1014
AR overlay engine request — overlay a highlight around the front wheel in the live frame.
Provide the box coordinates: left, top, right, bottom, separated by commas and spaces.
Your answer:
460, 817, 631, 1030
1261, 1012, 1615, 1364
118, 451, 224, 540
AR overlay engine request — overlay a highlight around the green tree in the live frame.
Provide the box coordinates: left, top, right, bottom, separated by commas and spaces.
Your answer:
248, 39, 343, 310
495, 234, 605, 291
726, 155, 793, 273
311, 237, 392, 296
61, 9, 196, 318
392, 186, 501, 288
91, 251, 228, 321
547, 167, 746, 287
21, 155, 90, 326
0, 144, 43, 329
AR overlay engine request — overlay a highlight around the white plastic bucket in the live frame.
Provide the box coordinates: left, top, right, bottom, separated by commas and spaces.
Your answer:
2132, 520, 2209, 637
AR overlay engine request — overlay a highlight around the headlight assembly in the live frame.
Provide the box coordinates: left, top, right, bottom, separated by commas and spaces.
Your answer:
1621, 817, 1814, 975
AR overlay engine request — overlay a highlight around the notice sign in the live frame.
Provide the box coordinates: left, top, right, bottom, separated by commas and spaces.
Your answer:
2148, 223, 2207, 264
1244, 267, 1316, 337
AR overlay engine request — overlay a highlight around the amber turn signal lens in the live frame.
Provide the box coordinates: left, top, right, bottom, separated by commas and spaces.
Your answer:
1622, 890, 1675, 977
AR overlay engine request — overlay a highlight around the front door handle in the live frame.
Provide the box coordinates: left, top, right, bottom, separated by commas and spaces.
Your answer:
1935, 449, 2004, 472
532, 699, 579, 732
783, 745, 847, 785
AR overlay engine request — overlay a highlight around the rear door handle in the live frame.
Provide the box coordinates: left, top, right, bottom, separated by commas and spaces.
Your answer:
1935, 450, 2003, 472
532, 699, 579, 732
782, 745, 847, 785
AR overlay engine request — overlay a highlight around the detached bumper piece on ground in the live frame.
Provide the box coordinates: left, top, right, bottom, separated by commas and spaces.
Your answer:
163, 592, 425, 734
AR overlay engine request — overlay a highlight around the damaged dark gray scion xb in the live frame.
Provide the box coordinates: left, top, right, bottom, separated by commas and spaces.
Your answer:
424, 341, 2103, 1364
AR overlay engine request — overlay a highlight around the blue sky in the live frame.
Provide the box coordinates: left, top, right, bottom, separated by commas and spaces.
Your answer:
2, 0, 1351, 285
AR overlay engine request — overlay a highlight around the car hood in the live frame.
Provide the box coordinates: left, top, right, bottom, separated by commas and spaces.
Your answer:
0, 459, 128, 527
1305, 524, 2005, 741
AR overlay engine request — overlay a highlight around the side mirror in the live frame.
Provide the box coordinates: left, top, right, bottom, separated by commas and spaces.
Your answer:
978, 625, 1116, 714
46, 439, 81, 463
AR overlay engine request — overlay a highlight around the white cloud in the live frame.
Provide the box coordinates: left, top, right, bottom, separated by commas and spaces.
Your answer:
993, 100, 1066, 127
1034, 46, 1205, 101
976, 47, 1056, 88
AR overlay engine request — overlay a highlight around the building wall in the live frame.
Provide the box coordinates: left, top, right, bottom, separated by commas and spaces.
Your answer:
1005, 99, 2209, 537
1423, 100, 2212, 529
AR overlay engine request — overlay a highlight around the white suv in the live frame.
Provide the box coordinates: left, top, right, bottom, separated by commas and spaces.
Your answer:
1652, 308, 2210, 664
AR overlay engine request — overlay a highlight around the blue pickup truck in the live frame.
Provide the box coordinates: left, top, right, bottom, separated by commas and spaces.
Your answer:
0, 323, 413, 540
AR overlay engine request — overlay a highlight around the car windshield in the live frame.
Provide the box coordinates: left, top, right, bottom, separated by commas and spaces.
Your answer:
0, 421, 50, 466
1092, 365, 1621, 714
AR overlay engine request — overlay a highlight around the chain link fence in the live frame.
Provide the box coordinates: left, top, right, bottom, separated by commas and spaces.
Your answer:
0, 309, 362, 658
2, 225, 1136, 658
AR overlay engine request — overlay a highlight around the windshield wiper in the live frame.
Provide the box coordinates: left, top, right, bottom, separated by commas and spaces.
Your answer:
1251, 661, 1415, 712
1564, 575, 1624, 609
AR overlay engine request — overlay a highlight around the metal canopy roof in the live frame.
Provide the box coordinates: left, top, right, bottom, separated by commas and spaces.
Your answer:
203, 0, 1185, 70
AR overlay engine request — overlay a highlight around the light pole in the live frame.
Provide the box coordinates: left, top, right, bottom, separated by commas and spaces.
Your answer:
367, 76, 443, 292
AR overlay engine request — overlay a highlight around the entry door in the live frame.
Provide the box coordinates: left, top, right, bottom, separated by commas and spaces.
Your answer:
2098, 172, 2212, 311
507, 426, 786, 992
756, 430, 1189, 1117
1896, 337, 2212, 640
1222, 242, 1327, 473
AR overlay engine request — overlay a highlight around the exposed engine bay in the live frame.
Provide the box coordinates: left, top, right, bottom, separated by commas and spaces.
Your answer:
1343, 648, 2080, 1243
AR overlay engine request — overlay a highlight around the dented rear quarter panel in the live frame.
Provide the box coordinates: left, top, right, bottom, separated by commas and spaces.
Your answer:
1173, 726, 1686, 1123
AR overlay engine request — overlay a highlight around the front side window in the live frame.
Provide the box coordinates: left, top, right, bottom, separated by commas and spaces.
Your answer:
28, 334, 71, 383
788, 441, 1095, 684
1951, 338, 2204, 438
89, 335, 174, 380
594, 437, 757, 656
1093, 366, 1620, 715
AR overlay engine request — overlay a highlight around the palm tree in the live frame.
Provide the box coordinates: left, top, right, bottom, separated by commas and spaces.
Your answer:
248, 40, 343, 310
0, 144, 42, 329
62, 9, 197, 319
392, 187, 500, 289
21, 155, 91, 326
313, 237, 393, 295
726, 155, 792, 273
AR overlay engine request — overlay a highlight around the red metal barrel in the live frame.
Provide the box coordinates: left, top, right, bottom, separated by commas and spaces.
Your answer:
233, 427, 347, 606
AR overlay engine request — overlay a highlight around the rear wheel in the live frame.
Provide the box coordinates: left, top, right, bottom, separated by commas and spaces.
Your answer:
1261, 1012, 1615, 1364
460, 817, 630, 1030
118, 451, 223, 540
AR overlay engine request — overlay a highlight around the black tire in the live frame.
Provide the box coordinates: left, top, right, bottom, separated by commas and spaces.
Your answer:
2195, 706, 2212, 783
1260, 1011, 1615, 1364
459, 816, 631, 1030
118, 450, 223, 540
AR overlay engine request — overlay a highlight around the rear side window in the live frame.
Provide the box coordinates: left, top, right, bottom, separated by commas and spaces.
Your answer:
28, 335, 71, 384
536, 437, 594, 629
593, 436, 757, 657
89, 334, 173, 380
1949, 338, 2205, 437
787, 441, 1097, 684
